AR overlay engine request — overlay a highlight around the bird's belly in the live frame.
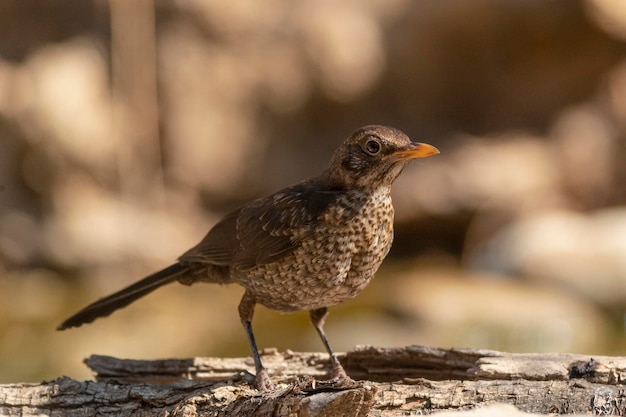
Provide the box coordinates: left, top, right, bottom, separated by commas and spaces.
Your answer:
236, 196, 394, 312
239, 248, 383, 312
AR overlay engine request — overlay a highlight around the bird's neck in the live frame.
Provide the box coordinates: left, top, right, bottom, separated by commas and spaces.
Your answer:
318, 165, 395, 196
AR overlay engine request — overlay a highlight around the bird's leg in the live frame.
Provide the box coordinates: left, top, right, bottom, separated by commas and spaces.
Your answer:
309, 307, 348, 380
238, 290, 274, 391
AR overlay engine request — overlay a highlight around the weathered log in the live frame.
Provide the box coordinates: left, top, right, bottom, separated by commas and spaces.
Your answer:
1, 345, 625, 416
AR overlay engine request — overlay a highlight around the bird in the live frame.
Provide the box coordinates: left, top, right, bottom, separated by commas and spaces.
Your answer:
57, 125, 439, 390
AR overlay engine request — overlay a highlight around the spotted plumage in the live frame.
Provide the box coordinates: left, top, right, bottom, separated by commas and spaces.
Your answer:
58, 125, 439, 391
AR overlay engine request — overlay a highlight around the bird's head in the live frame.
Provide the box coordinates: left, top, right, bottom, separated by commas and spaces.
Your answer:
324, 125, 439, 190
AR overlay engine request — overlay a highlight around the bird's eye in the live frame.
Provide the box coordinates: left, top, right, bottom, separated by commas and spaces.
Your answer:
364, 138, 381, 155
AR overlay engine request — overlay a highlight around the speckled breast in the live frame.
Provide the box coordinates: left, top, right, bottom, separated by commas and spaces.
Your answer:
236, 187, 395, 312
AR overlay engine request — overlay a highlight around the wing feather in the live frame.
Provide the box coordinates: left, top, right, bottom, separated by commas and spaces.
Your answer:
180, 180, 344, 269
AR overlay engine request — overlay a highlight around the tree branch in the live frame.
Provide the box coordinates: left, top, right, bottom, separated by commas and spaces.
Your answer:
2, 345, 625, 416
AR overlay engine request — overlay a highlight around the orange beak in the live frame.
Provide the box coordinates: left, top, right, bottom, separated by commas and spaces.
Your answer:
386, 142, 440, 161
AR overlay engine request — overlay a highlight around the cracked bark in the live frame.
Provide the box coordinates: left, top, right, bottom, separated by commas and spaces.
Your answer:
2, 345, 626, 416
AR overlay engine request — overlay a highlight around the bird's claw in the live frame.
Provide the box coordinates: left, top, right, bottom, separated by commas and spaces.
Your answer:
255, 369, 276, 391
331, 363, 349, 380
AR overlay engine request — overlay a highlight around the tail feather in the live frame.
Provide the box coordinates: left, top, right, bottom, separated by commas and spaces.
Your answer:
57, 263, 188, 330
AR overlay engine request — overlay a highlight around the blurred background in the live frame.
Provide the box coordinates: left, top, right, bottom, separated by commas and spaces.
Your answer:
2, 0, 626, 383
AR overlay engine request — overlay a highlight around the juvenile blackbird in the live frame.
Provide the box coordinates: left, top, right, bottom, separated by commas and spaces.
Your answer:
58, 125, 439, 390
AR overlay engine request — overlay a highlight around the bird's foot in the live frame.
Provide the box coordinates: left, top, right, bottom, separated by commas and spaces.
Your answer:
331, 362, 349, 380
254, 368, 276, 391
324, 374, 359, 389
312, 363, 358, 389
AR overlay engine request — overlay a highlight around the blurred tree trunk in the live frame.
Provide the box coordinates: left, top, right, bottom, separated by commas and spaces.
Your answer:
110, 0, 165, 205
1, 345, 626, 416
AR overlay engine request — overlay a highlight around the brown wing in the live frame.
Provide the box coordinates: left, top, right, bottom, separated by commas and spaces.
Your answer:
179, 181, 345, 270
